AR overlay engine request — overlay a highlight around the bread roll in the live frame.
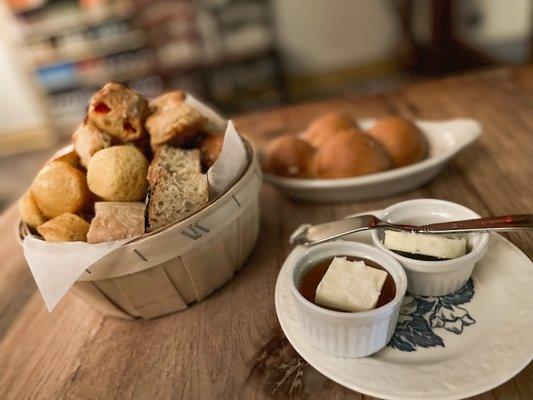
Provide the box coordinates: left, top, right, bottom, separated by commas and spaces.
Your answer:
87, 202, 146, 244
199, 133, 224, 170
147, 147, 208, 232
302, 112, 356, 148
73, 123, 113, 167
263, 135, 316, 178
87, 145, 148, 201
49, 145, 81, 168
31, 161, 90, 218
146, 93, 206, 149
313, 129, 392, 178
19, 190, 46, 228
87, 82, 149, 142
37, 213, 90, 242
368, 117, 427, 167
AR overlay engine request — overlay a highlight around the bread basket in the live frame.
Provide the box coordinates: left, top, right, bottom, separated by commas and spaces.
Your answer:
19, 140, 261, 320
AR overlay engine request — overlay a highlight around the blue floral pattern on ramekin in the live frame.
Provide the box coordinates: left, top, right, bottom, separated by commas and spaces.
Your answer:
388, 278, 476, 352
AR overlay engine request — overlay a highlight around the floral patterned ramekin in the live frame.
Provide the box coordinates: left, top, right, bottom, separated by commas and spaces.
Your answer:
371, 199, 489, 296
289, 241, 407, 358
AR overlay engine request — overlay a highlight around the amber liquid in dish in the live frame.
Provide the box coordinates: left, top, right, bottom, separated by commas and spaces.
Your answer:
299, 256, 396, 312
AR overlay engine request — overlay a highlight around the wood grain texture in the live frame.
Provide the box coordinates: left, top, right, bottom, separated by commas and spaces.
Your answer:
0, 67, 531, 400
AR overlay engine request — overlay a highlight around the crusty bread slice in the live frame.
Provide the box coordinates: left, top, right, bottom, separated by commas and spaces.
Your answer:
87, 202, 146, 244
147, 147, 208, 232
148, 146, 201, 184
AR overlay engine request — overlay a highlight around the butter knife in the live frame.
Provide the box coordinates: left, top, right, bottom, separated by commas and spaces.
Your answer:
290, 214, 533, 246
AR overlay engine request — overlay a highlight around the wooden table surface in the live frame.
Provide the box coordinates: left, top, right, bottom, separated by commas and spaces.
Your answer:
1, 67, 531, 400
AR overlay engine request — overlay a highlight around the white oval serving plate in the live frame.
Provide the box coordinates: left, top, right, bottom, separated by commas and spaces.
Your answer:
263, 118, 481, 202
275, 222, 533, 400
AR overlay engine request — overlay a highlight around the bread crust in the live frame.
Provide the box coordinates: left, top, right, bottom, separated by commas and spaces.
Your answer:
87, 202, 145, 243
263, 135, 316, 178
313, 129, 392, 178
87, 82, 149, 142
19, 189, 46, 228
37, 213, 90, 242
368, 117, 427, 167
146, 93, 206, 149
31, 161, 90, 218
87, 145, 148, 201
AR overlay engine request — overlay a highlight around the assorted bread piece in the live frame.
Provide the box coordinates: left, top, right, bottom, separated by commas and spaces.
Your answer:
146, 146, 208, 232
19, 83, 225, 243
262, 112, 427, 179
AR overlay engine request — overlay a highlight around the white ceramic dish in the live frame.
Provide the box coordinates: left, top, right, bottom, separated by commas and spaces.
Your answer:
289, 241, 407, 358
263, 118, 481, 202
275, 220, 533, 400
372, 199, 489, 296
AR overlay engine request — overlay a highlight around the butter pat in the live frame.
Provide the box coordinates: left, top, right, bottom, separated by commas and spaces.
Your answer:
315, 257, 388, 312
384, 230, 467, 260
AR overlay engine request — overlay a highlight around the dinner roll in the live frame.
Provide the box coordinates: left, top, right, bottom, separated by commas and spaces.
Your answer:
73, 123, 113, 167
368, 117, 427, 167
19, 190, 46, 228
87, 145, 148, 201
31, 161, 90, 218
49, 145, 81, 168
302, 112, 356, 148
87, 82, 149, 142
199, 133, 224, 170
313, 129, 392, 178
263, 135, 316, 178
37, 213, 90, 242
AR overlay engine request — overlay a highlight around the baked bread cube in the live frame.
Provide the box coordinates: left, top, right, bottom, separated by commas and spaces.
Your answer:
147, 147, 208, 232
31, 161, 91, 218
73, 123, 113, 167
87, 83, 149, 142
146, 92, 206, 149
87, 145, 149, 202
148, 145, 201, 184
37, 213, 90, 242
19, 190, 46, 228
87, 202, 146, 244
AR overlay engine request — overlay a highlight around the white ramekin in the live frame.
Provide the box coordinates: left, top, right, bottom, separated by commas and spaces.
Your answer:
289, 241, 407, 358
371, 199, 490, 296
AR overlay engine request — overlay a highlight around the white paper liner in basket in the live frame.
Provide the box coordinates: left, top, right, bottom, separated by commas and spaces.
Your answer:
21, 95, 261, 317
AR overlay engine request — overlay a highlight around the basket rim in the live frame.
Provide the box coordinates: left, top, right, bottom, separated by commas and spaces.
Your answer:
19, 137, 256, 245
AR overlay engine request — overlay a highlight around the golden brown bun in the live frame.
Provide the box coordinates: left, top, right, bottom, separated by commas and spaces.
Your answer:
48, 145, 81, 168
87, 82, 149, 142
368, 117, 427, 167
31, 161, 90, 218
146, 92, 206, 149
313, 129, 392, 178
87, 145, 148, 201
199, 133, 224, 170
37, 213, 90, 242
72, 123, 113, 167
263, 135, 316, 178
302, 112, 356, 148
19, 190, 46, 228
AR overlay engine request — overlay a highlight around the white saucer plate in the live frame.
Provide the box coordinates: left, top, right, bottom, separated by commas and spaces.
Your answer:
275, 229, 533, 400
263, 118, 481, 202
